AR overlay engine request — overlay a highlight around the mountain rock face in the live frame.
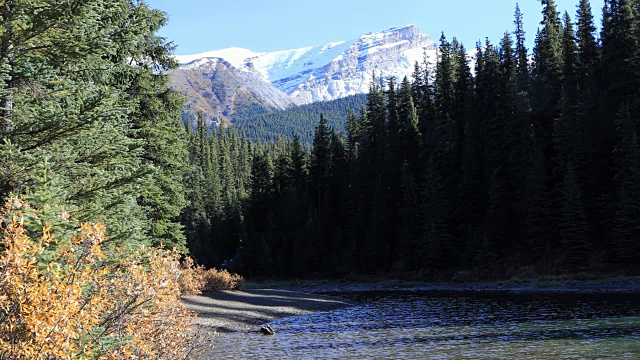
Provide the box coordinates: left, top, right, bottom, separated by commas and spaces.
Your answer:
172, 25, 439, 121
171, 58, 297, 123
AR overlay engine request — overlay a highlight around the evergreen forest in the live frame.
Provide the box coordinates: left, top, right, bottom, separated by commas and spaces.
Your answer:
184, 0, 640, 279
231, 94, 368, 144
3, 0, 640, 281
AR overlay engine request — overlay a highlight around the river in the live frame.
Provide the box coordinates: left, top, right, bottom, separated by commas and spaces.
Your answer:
204, 291, 640, 359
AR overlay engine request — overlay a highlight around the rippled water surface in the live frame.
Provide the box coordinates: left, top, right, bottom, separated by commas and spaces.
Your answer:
204, 291, 640, 359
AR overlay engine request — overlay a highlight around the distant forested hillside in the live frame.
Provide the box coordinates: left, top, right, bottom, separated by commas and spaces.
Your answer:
232, 94, 368, 143
185, 0, 640, 279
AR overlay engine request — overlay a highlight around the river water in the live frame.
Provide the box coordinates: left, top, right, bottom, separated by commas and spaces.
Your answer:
204, 291, 640, 359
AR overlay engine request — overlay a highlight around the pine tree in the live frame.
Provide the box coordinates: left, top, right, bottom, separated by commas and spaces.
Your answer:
575, 0, 600, 223
601, 0, 640, 110
532, 0, 564, 165
366, 74, 387, 160
514, 3, 531, 107
534, 0, 564, 88
411, 55, 435, 143
290, 135, 308, 195
500, 31, 526, 254
499, 32, 520, 159
383, 77, 403, 257
523, 128, 551, 266
398, 161, 419, 269
346, 109, 361, 163
328, 131, 348, 268
398, 77, 423, 170
273, 150, 292, 194
431, 36, 463, 239
594, 0, 639, 250
386, 76, 401, 154
0, 0, 188, 247
182, 114, 211, 261
365, 172, 387, 270
475, 40, 501, 142
576, 0, 599, 93
419, 157, 449, 270
435, 33, 454, 121
554, 12, 580, 171
483, 169, 508, 269
559, 162, 590, 272
111, 2, 191, 250
611, 105, 640, 265
329, 132, 347, 208
460, 115, 486, 228
452, 42, 473, 169
310, 114, 332, 208
483, 39, 506, 174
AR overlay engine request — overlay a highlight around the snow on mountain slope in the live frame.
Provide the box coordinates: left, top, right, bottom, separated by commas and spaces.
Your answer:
173, 24, 439, 106
176, 47, 260, 68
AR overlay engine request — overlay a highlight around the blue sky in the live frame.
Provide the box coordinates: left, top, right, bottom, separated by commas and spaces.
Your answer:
147, 0, 605, 55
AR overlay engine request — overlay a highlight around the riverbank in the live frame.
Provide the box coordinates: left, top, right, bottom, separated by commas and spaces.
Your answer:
247, 275, 640, 294
182, 289, 355, 333
183, 275, 640, 336
201, 287, 640, 359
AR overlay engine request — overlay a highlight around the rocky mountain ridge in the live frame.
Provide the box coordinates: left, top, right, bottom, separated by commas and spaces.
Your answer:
171, 25, 440, 123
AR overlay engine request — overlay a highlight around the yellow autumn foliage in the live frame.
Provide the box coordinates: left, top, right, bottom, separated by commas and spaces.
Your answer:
0, 199, 200, 359
179, 257, 245, 295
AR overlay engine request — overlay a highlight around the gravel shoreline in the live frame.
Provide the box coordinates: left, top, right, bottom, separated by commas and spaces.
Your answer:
183, 277, 640, 335
182, 289, 355, 333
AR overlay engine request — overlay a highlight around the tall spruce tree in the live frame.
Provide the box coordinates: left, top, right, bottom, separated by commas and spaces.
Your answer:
398, 77, 423, 175
576, 0, 599, 94
452, 41, 473, 172
435, 33, 454, 122
310, 114, 332, 208
419, 156, 449, 270
412, 55, 435, 145
399, 161, 419, 268
532, 0, 564, 166
555, 12, 580, 172
485, 32, 522, 263
514, 3, 531, 107
559, 162, 590, 272
0, 0, 188, 248
384, 77, 403, 257
611, 105, 640, 265
575, 0, 600, 223
523, 128, 552, 266
601, 0, 640, 111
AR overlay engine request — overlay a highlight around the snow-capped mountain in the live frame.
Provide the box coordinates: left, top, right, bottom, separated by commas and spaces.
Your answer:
172, 24, 439, 121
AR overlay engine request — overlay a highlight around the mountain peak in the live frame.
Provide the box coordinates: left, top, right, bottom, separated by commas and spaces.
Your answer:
172, 25, 440, 115
363, 24, 419, 36
358, 24, 431, 49
385, 24, 420, 33
175, 47, 259, 68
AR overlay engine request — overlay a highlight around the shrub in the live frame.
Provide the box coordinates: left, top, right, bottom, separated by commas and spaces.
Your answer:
179, 257, 208, 295
0, 198, 200, 359
179, 259, 245, 295
202, 268, 245, 292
